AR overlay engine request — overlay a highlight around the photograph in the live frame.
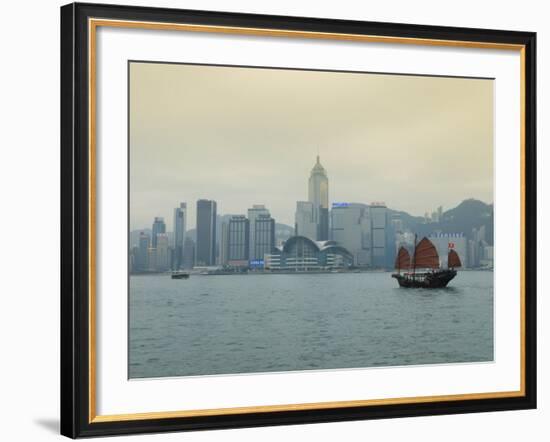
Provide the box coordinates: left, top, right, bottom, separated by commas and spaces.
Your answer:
128, 61, 495, 379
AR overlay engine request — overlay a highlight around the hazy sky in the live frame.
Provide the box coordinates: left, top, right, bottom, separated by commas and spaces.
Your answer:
130, 62, 493, 231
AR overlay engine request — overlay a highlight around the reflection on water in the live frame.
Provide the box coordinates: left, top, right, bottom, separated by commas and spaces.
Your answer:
129, 271, 493, 378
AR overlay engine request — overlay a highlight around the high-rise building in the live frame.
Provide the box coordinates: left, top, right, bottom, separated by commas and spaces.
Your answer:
196, 199, 217, 266
253, 213, 275, 263
220, 221, 229, 266
147, 247, 157, 272
295, 201, 317, 241
136, 232, 150, 271
247, 205, 269, 261
182, 237, 195, 269
227, 215, 250, 267
151, 216, 166, 248
129, 246, 138, 273
308, 155, 329, 240
370, 202, 388, 268
155, 233, 170, 272
172, 203, 187, 269
330, 203, 371, 266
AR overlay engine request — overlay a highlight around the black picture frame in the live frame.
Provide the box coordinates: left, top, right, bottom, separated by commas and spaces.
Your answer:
61, 2, 537, 438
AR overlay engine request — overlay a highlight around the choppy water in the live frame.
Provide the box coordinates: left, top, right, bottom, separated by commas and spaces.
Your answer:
129, 271, 493, 378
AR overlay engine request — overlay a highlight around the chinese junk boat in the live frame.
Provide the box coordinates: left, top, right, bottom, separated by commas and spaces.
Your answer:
392, 236, 461, 288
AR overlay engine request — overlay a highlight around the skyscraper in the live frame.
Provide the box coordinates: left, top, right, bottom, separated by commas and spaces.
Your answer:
370, 202, 388, 268
151, 216, 166, 248
136, 232, 150, 271
196, 199, 217, 266
295, 201, 317, 241
247, 205, 270, 261
253, 213, 275, 263
173, 203, 187, 269
155, 233, 171, 271
308, 155, 329, 240
182, 237, 195, 269
220, 221, 229, 266
227, 215, 250, 267
330, 203, 371, 266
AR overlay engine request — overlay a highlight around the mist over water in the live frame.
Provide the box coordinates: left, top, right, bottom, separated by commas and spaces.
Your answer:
129, 271, 493, 378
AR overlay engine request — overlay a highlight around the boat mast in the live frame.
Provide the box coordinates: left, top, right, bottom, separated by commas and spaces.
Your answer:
397, 252, 400, 275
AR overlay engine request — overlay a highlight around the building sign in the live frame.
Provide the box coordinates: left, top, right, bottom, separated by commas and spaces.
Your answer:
249, 259, 264, 268
332, 202, 350, 208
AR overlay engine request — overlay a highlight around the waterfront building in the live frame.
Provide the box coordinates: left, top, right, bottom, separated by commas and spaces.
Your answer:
467, 226, 489, 268
264, 236, 353, 272
155, 233, 171, 272
147, 247, 156, 272
308, 156, 329, 241
330, 202, 372, 266
196, 199, 217, 266
253, 213, 275, 265
217, 214, 238, 265
151, 216, 166, 248
467, 239, 477, 268
295, 201, 317, 241
129, 246, 138, 273
136, 232, 150, 271
480, 245, 494, 268
172, 203, 187, 269
370, 202, 388, 268
227, 215, 250, 267
182, 237, 195, 269
247, 205, 270, 261
220, 221, 229, 266
428, 232, 467, 268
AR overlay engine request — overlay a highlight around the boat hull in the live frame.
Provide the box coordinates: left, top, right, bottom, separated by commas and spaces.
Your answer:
171, 273, 190, 279
392, 269, 457, 288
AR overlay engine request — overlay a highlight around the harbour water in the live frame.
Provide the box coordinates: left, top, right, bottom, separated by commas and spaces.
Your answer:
129, 271, 493, 378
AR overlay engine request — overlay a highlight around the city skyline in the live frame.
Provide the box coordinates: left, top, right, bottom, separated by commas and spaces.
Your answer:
130, 193, 491, 235
130, 62, 494, 231
130, 145, 493, 273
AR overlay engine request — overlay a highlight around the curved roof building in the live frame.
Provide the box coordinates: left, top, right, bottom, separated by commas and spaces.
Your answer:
265, 235, 353, 271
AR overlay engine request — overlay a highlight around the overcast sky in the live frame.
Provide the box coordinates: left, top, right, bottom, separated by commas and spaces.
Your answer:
130, 62, 493, 231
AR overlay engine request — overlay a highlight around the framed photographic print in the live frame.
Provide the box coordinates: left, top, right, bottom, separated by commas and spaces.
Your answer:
60, 2, 537, 438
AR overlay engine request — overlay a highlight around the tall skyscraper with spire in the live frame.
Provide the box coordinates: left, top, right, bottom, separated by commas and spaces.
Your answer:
308, 155, 329, 240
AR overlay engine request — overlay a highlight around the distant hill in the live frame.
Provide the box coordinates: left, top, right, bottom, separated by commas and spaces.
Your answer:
390, 198, 493, 245
440, 199, 493, 244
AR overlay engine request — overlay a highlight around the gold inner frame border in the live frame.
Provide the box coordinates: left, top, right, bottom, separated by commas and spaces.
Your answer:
87, 17, 527, 424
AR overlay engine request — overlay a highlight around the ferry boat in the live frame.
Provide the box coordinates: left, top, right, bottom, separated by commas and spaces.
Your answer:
391, 236, 461, 288
171, 271, 190, 280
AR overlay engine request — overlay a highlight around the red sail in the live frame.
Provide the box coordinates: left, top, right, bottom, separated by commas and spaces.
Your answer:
448, 249, 462, 268
413, 237, 440, 269
394, 246, 411, 270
